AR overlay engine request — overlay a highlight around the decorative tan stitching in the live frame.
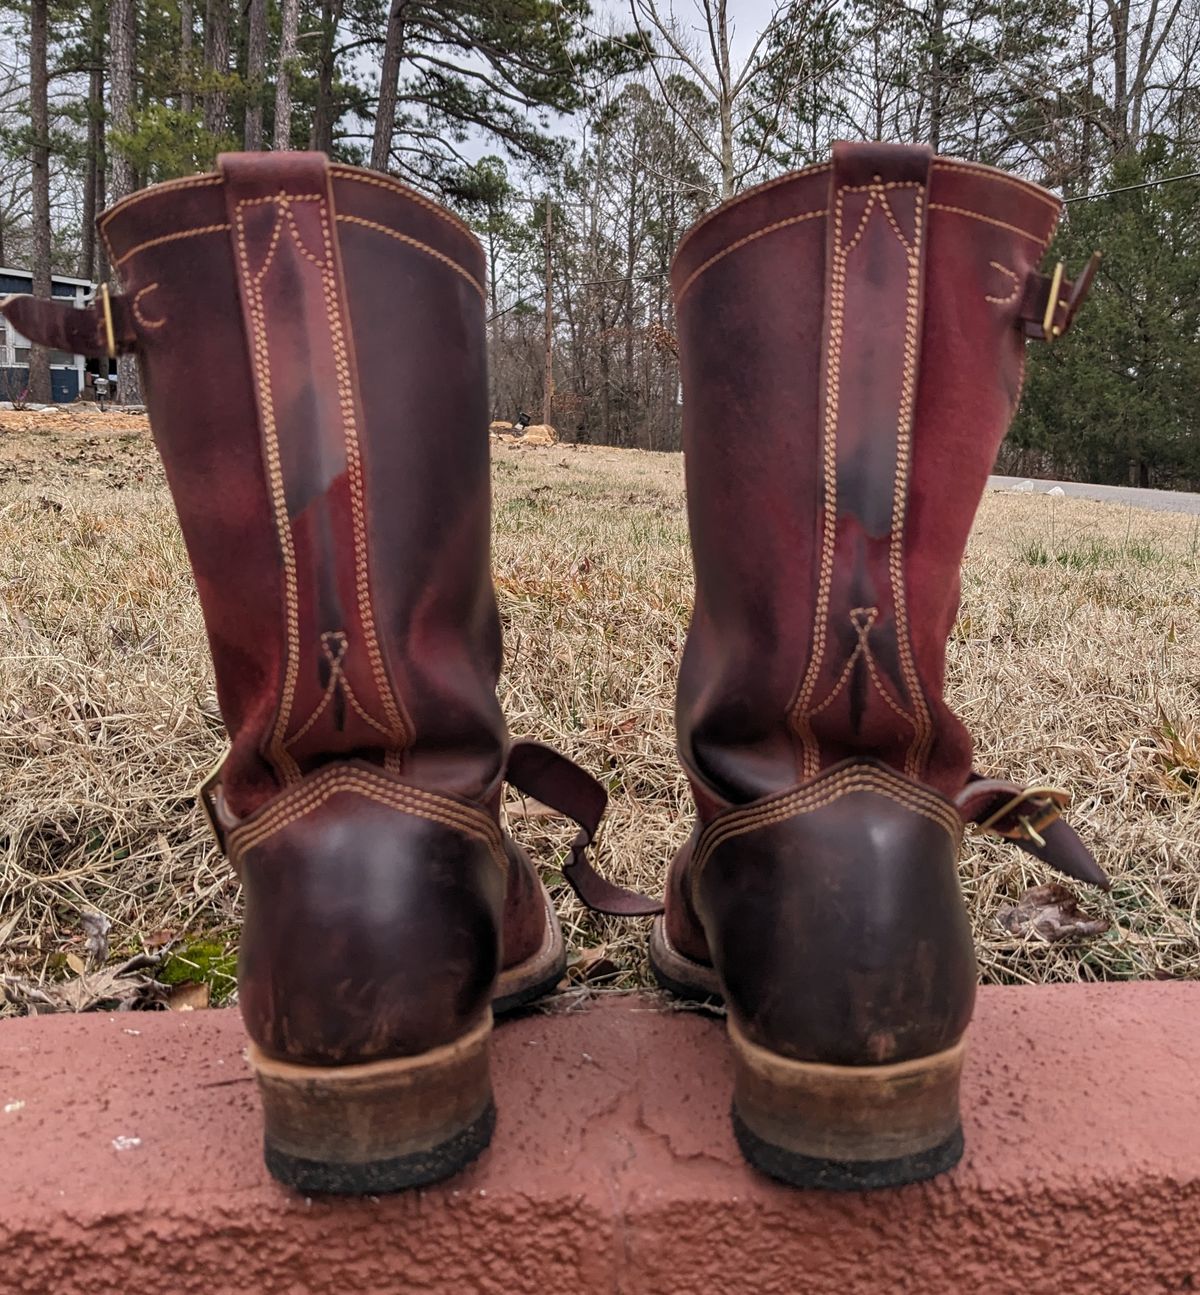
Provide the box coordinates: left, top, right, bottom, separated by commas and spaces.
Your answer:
928, 203, 1047, 243
788, 179, 934, 780
882, 183, 935, 778
315, 190, 411, 748
692, 766, 963, 878
98, 173, 224, 233
226, 767, 507, 873
114, 223, 231, 267
807, 612, 871, 718
336, 214, 486, 300
284, 634, 343, 747
131, 283, 165, 329
856, 651, 914, 729
674, 208, 826, 303
789, 181, 848, 778
671, 161, 832, 265
233, 196, 303, 783
807, 607, 917, 731
931, 159, 1061, 211
331, 167, 479, 241
984, 261, 1021, 305
284, 631, 393, 748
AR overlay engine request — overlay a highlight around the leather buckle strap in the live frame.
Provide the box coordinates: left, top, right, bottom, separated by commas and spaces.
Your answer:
505, 740, 664, 917
0, 290, 139, 358
956, 773, 1109, 889
1019, 252, 1101, 341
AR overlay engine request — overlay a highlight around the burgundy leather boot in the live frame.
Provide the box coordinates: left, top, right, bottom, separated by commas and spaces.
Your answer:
651, 142, 1105, 1189
1, 152, 621, 1193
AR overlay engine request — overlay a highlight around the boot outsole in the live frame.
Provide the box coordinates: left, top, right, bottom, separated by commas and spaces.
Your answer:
264, 1102, 496, 1195
650, 921, 968, 1191
647, 916, 723, 1005
733, 1107, 963, 1190
250, 1015, 494, 1196
493, 886, 568, 1016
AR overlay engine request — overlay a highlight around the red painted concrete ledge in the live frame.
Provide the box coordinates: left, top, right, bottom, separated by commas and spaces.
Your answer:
1, 985, 1198, 1295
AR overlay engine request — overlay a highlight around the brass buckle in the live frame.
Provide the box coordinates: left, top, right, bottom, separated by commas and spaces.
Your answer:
976, 785, 1070, 845
196, 747, 230, 854
99, 283, 117, 359
1041, 261, 1066, 340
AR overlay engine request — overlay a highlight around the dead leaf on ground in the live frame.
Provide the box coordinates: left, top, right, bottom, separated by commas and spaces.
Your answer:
997, 884, 1110, 943
567, 944, 619, 983
0, 954, 169, 1014
167, 981, 210, 1012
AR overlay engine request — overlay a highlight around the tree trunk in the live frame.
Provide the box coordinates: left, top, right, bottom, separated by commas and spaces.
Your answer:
370, 0, 410, 170
310, 0, 345, 153
80, 0, 105, 281
927, 0, 946, 152
1108, 0, 1130, 152
28, 0, 53, 404
95, 118, 109, 284
542, 198, 554, 428
244, 0, 266, 148
203, 0, 230, 138
273, 0, 299, 148
716, 0, 734, 199
181, 0, 194, 113
109, 0, 141, 403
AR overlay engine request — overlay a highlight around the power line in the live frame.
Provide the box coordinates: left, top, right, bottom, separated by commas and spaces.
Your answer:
1065, 170, 1200, 203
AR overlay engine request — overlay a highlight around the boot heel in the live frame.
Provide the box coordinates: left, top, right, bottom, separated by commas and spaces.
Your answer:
249, 1013, 494, 1194
729, 1015, 965, 1190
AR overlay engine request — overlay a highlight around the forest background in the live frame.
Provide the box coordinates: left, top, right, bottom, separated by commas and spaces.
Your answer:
2, 0, 1198, 487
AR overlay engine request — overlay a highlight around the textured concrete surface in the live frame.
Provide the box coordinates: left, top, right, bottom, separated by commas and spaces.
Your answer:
0, 985, 1197, 1295
989, 474, 1200, 514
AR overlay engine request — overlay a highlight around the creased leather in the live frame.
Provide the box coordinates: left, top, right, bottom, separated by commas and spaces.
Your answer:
234, 782, 504, 1064
696, 780, 977, 1065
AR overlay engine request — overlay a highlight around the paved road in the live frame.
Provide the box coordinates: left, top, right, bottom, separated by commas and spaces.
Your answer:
988, 474, 1200, 516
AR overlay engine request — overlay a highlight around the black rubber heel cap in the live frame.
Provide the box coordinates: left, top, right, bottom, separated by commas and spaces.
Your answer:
733, 1106, 964, 1191
264, 1101, 496, 1195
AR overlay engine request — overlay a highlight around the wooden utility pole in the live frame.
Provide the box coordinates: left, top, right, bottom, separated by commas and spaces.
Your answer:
542, 196, 554, 428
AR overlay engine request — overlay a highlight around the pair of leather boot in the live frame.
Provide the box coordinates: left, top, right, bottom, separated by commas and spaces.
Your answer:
2, 142, 1102, 1194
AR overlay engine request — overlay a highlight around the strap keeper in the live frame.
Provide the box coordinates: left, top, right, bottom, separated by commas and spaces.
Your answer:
1041, 260, 1066, 340
99, 283, 117, 360
1021, 252, 1101, 341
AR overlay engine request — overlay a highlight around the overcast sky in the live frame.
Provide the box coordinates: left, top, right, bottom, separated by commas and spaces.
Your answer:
596, 0, 787, 64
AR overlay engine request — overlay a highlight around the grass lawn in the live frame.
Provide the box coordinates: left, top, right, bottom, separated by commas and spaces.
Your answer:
2, 408, 1197, 1010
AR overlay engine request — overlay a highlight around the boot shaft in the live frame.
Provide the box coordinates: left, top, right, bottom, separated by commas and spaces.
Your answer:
672, 143, 1087, 808
94, 154, 504, 817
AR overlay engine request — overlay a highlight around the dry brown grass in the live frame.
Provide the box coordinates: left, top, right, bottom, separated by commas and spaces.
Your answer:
1, 418, 1197, 1012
